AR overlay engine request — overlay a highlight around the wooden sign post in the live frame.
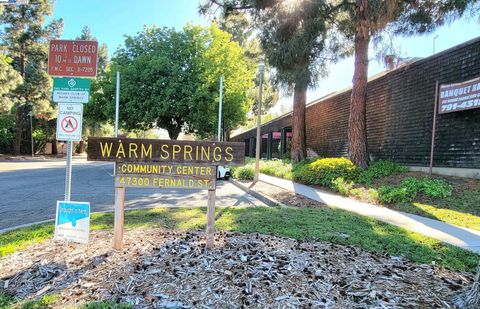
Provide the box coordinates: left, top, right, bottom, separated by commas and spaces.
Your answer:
87, 137, 244, 249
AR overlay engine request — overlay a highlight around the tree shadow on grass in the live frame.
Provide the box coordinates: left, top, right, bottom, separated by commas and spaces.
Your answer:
391, 190, 480, 231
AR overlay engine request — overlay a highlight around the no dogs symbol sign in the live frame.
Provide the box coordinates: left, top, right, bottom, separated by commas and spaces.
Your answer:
56, 103, 83, 141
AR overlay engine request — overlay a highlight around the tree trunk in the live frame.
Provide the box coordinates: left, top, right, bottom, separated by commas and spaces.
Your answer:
348, 0, 370, 169
77, 140, 85, 153
52, 137, 58, 155
167, 127, 181, 140
291, 83, 307, 163
225, 129, 231, 142
14, 104, 25, 155
453, 261, 480, 308
14, 52, 26, 156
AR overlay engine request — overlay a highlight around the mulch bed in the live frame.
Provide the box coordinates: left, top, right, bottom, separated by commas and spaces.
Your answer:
0, 228, 473, 308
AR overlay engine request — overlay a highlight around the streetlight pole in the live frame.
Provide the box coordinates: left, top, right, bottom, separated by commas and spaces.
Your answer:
28, 111, 34, 157
433, 34, 439, 55
217, 76, 224, 142
254, 62, 264, 182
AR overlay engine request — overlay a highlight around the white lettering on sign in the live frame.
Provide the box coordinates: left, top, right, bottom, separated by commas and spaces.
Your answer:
439, 77, 480, 114
51, 43, 68, 53
73, 55, 92, 64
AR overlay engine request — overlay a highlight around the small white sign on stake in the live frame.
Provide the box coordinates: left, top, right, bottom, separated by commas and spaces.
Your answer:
54, 201, 90, 244
56, 103, 83, 141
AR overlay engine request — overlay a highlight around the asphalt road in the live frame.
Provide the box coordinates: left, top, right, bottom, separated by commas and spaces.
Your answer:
0, 158, 264, 230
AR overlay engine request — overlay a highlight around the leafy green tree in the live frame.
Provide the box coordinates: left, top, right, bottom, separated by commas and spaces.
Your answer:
192, 23, 255, 140
0, 0, 63, 155
112, 26, 206, 139
111, 24, 254, 140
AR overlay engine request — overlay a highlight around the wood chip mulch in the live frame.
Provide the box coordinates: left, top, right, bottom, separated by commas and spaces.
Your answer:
0, 228, 474, 308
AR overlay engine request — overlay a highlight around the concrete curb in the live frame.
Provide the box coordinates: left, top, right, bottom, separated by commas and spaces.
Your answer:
0, 219, 55, 235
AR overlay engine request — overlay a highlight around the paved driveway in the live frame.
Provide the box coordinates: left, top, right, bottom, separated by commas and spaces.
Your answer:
0, 158, 264, 230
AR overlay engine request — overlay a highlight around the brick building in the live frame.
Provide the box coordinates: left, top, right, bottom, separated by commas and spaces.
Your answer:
231, 37, 480, 178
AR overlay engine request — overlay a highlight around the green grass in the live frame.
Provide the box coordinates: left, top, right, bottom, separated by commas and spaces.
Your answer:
394, 190, 480, 230
0, 294, 58, 309
0, 293, 131, 309
240, 157, 479, 231
238, 158, 293, 180
1, 207, 478, 272
79, 301, 133, 309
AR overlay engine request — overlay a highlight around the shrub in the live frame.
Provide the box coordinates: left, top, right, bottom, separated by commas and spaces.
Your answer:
292, 157, 359, 188
350, 187, 379, 203
331, 177, 354, 196
233, 165, 255, 180
416, 177, 453, 198
378, 186, 413, 204
259, 159, 293, 180
357, 160, 408, 184
378, 177, 453, 204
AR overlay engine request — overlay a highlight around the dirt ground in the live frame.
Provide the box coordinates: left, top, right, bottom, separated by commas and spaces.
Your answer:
0, 229, 474, 308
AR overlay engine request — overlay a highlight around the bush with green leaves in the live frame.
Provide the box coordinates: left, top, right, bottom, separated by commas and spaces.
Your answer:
349, 187, 380, 203
357, 160, 408, 184
378, 177, 452, 204
259, 159, 293, 180
233, 165, 255, 180
292, 157, 359, 188
378, 186, 414, 204
331, 177, 354, 196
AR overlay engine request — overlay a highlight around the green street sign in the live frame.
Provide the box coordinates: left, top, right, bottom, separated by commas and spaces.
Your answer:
53, 77, 90, 103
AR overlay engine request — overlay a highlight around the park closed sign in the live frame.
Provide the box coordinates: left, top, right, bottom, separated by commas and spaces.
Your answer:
87, 137, 245, 249
48, 40, 98, 77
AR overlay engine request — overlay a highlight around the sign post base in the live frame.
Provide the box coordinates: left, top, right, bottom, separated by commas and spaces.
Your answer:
206, 188, 216, 249
114, 186, 125, 250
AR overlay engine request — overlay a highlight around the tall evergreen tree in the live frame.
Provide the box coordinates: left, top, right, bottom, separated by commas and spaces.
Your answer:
334, 0, 480, 168
70, 26, 110, 153
0, 55, 22, 113
202, 0, 479, 166
218, 12, 279, 128
0, 0, 63, 155
201, 0, 345, 163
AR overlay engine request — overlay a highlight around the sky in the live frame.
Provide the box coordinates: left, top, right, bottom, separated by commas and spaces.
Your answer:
49, 0, 480, 114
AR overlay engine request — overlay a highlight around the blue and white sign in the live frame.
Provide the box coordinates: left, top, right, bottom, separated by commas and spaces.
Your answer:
54, 201, 90, 243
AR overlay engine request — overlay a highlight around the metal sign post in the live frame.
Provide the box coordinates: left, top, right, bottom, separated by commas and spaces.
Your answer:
56, 103, 83, 201
429, 81, 439, 176
64, 141, 73, 201
48, 39, 97, 244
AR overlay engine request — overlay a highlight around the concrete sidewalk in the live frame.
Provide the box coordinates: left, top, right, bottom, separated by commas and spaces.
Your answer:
258, 173, 480, 254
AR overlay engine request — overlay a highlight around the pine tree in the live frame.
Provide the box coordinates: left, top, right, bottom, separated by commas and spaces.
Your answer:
0, 0, 63, 155
201, 0, 345, 163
